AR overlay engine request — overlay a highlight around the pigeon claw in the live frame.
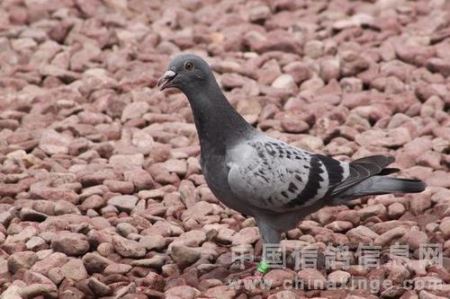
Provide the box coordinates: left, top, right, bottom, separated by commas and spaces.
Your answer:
158, 70, 177, 90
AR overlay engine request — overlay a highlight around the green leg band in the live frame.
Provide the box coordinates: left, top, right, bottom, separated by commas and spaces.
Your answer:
257, 260, 270, 273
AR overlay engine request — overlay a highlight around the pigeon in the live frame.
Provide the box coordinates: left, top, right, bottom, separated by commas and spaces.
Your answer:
158, 53, 426, 272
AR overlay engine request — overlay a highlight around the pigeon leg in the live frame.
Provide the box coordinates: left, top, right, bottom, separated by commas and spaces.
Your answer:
227, 263, 258, 280
255, 218, 281, 274
228, 217, 281, 280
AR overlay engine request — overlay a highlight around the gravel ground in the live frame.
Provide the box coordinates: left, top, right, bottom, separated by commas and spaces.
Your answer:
0, 0, 449, 298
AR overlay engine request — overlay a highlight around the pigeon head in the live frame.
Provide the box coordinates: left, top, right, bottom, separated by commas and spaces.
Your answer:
158, 53, 253, 146
158, 54, 213, 93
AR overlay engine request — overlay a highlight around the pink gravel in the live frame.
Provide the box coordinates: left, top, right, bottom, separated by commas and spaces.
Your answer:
0, 0, 449, 298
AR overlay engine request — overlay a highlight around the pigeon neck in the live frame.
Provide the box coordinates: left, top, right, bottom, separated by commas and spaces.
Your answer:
184, 81, 253, 153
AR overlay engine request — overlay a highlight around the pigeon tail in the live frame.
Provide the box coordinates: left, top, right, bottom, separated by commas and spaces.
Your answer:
327, 154, 426, 200
334, 176, 426, 199
374, 177, 426, 193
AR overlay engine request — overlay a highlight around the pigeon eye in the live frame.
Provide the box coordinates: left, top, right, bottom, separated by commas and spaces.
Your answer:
184, 61, 194, 71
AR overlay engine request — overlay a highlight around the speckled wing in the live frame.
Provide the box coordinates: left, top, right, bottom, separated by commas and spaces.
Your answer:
226, 136, 350, 212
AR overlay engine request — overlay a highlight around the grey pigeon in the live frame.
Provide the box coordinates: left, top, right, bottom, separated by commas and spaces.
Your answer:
158, 54, 426, 267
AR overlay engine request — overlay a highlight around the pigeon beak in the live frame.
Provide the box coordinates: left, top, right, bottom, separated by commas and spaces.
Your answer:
158, 70, 177, 90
